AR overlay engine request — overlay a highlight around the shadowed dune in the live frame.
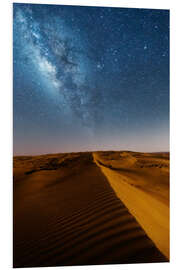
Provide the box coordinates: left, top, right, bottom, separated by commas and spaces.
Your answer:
13, 152, 168, 267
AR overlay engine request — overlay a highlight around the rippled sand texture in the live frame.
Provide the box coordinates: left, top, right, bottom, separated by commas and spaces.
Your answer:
13, 152, 168, 267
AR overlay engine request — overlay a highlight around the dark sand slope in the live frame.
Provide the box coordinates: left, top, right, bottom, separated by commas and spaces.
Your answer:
13, 152, 167, 268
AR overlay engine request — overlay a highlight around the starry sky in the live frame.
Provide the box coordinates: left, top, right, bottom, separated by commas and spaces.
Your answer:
13, 3, 169, 155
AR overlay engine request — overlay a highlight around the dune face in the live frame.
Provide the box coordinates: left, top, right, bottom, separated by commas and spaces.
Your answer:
93, 151, 169, 259
13, 151, 169, 267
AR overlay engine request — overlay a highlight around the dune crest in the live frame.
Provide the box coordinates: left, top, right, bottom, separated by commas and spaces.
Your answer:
13, 151, 168, 267
93, 151, 169, 259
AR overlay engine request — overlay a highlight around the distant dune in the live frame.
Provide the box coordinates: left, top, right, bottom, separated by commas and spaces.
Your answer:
13, 151, 169, 267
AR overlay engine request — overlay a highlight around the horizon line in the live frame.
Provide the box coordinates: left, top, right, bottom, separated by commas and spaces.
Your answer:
13, 149, 170, 157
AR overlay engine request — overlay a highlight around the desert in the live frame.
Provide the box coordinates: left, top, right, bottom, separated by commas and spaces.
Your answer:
13, 151, 169, 267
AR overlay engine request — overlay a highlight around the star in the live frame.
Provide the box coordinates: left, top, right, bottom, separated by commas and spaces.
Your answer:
96, 62, 104, 70
112, 50, 118, 55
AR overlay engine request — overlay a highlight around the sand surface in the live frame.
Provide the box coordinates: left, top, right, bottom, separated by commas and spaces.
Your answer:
13, 152, 168, 267
93, 151, 169, 259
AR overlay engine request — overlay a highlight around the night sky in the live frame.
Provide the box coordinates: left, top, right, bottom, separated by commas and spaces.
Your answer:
13, 3, 169, 155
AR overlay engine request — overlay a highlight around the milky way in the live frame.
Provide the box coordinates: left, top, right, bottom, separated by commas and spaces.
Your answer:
13, 4, 169, 155
14, 5, 95, 125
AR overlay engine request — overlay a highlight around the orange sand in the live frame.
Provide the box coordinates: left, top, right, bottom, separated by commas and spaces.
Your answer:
13, 151, 168, 267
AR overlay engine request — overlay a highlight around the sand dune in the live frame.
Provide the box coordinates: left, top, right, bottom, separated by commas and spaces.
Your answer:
13, 152, 168, 267
93, 151, 169, 259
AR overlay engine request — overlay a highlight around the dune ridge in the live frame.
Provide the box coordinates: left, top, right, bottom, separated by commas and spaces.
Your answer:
93, 151, 169, 259
13, 152, 168, 267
